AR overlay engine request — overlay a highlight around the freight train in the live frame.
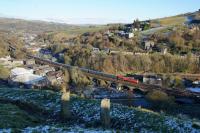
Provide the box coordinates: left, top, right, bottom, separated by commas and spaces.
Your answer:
80, 68, 139, 84
26, 54, 139, 85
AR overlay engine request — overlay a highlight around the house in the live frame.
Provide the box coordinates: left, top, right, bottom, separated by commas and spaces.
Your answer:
33, 65, 55, 76
23, 59, 35, 66
46, 71, 63, 85
39, 49, 52, 55
9, 67, 48, 88
92, 47, 100, 53
143, 74, 162, 86
125, 33, 134, 39
144, 41, 155, 51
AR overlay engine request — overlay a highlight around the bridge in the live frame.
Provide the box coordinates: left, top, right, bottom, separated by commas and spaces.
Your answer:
8, 45, 200, 103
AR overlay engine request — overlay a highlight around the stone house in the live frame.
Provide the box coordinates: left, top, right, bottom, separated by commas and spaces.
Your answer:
33, 65, 55, 76
23, 59, 35, 66
46, 70, 63, 85
143, 74, 162, 86
144, 41, 155, 51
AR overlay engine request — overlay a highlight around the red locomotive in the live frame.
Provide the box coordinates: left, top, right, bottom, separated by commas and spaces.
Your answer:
117, 75, 139, 84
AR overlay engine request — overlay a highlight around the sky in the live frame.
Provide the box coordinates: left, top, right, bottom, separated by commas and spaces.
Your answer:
0, 0, 199, 24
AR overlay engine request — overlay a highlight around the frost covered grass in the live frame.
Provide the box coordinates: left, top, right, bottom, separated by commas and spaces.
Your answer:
22, 125, 114, 133
0, 87, 200, 132
0, 103, 41, 131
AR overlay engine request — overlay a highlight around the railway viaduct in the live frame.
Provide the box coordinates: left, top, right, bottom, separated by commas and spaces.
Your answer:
8, 45, 200, 103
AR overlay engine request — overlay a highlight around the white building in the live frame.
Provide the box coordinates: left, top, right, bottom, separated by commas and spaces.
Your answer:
10, 67, 47, 88
10, 68, 33, 77
92, 47, 100, 53
125, 33, 134, 39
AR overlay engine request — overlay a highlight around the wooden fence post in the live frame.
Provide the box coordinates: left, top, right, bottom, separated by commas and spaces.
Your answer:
61, 90, 71, 120
101, 98, 111, 128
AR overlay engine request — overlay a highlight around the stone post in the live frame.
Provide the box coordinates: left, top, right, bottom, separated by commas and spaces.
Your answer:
61, 90, 71, 120
100, 99, 110, 128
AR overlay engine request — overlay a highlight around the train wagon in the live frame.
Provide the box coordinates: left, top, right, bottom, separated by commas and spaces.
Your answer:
87, 69, 117, 79
117, 75, 139, 84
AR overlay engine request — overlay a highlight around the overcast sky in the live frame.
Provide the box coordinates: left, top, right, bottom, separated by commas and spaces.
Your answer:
0, 0, 199, 24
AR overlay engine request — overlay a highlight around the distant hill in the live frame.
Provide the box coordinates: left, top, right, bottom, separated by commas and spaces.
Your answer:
0, 17, 79, 33
0, 17, 110, 34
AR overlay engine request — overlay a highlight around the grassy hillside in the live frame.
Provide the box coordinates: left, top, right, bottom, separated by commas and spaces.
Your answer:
151, 11, 200, 27
0, 86, 199, 132
151, 15, 186, 27
159, 16, 186, 26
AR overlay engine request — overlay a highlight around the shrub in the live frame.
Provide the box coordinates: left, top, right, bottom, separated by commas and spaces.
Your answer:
146, 90, 170, 102
173, 76, 185, 89
0, 65, 10, 80
146, 90, 175, 112
69, 67, 91, 87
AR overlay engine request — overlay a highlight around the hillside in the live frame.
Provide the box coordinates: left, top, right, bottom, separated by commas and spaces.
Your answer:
0, 86, 199, 132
